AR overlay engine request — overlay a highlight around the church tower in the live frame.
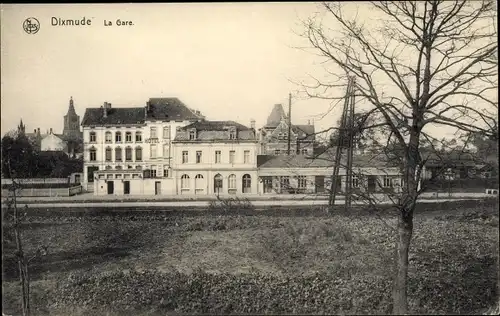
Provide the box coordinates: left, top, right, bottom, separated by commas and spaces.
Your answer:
63, 96, 81, 139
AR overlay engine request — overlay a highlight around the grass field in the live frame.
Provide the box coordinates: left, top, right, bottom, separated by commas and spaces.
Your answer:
2, 199, 499, 315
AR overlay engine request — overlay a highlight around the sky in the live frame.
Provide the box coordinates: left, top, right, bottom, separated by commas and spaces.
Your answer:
1, 3, 496, 141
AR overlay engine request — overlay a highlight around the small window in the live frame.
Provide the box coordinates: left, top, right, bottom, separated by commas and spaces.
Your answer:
125, 147, 133, 161
163, 144, 169, 158
244, 150, 250, 164
135, 132, 142, 142
298, 176, 307, 189
215, 150, 221, 163
125, 132, 132, 142
189, 129, 196, 140
352, 175, 360, 188
89, 132, 97, 143
301, 149, 308, 155
229, 129, 236, 140
150, 144, 157, 158
196, 151, 202, 163
229, 150, 235, 164
89, 148, 97, 161
151, 166, 157, 178
105, 132, 112, 143
105, 147, 112, 161
383, 176, 393, 188
163, 126, 171, 139
150, 127, 157, 139
135, 147, 142, 161
182, 151, 188, 163
115, 147, 122, 161
274, 149, 281, 155
181, 174, 190, 189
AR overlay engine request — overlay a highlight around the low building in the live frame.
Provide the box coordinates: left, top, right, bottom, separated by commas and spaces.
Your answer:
171, 120, 260, 196
41, 129, 68, 152
256, 151, 402, 195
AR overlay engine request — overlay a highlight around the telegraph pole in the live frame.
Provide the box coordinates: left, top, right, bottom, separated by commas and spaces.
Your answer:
287, 92, 292, 155
329, 76, 356, 212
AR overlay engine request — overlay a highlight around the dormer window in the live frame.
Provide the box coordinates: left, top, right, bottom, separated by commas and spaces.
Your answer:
229, 127, 236, 140
189, 129, 196, 140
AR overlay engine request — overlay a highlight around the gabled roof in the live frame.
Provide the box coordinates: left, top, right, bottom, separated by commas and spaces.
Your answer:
293, 124, 315, 141
146, 98, 201, 121
265, 104, 287, 127
174, 120, 257, 141
82, 107, 146, 126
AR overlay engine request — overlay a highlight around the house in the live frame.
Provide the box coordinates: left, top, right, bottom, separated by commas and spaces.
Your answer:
256, 150, 402, 195
84, 97, 204, 194
41, 129, 68, 152
171, 120, 260, 195
259, 104, 315, 156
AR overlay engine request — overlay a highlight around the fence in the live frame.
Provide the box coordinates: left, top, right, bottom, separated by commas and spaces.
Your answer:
1, 178, 69, 185
1, 185, 83, 198
421, 178, 499, 193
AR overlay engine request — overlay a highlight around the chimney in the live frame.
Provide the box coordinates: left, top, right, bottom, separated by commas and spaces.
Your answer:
103, 102, 108, 118
250, 119, 255, 130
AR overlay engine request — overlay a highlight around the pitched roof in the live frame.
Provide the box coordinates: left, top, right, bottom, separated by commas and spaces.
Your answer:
293, 124, 315, 141
146, 98, 202, 121
257, 151, 397, 169
82, 107, 146, 126
265, 104, 287, 127
174, 120, 257, 141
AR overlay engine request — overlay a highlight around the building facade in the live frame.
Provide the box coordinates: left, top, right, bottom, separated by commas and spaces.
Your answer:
259, 104, 315, 156
82, 97, 203, 193
172, 120, 260, 195
41, 129, 67, 152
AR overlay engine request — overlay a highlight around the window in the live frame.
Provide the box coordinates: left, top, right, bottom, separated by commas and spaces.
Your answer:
135, 131, 142, 142
181, 174, 190, 190
182, 151, 188, 163
301, 149, 308, 155
352, 175, 360, 188
135, 147, 142, 161
115, 132, 122, 143
196, 151, 202, 163
280, 176, 290, 190
163, 167, 170, 178
229, 150, 235, 164
275, 149, 281, 155
125, 147, 132, 161
278, 133, 284, 140
89, 148, 97, 161
89, 132, 96, 143
163, 144, 169, 158
105, 147, 112, 161
228, 174, 237, 193
150, 127, 157, 138
298, 176, 307, 189
115, 147, 122, 161
163, 126, 171, 139
195, 174, 204, 194
189, 129, 196, 140
150, 144, 157, 158
284, 133, 288, 140
125, 132, 132, 142
229, 129, 236, 140
105, 165, 112, 170
115, 165, 122, 170
105, 131, 112, 143
242, 174, 251, 193
151, 166, 157, 178
215, 150, 221, 163
244, 150, 250, 164
214, 174, 223, 193
383, 176, 393, 188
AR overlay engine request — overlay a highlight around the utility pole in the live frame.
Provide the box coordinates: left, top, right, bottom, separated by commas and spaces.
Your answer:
329, 76, 356, 212
287, 92, 292, 155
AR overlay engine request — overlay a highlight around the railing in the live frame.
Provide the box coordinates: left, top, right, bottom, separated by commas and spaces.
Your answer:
1, 178, 69, 185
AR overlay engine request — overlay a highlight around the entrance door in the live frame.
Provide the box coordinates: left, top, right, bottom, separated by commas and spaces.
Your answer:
107, 181, 114, 195
315, 176, 325, 193
155, 181, 161, 195
367, 176, 376, 193
124, 181, 130, 195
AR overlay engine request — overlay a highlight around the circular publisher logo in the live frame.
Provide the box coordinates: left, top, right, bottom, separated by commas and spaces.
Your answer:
23, 17, 40, 34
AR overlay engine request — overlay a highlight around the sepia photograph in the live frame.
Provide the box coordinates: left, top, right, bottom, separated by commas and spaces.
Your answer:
1, 2, 498, 315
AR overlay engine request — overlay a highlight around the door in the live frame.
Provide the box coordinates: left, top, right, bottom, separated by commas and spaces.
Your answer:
74, 174, 81, 184
107, 181, 114, 195
367, 176, 376, 193
124, 181, 130, 195
315, 176, 325, 193
155, 181, 161, 195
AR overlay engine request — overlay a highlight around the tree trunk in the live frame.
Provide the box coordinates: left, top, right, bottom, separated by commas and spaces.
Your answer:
392, 212, 414, 315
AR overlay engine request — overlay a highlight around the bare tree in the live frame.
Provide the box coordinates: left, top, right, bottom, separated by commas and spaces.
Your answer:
296, 1, 497, 314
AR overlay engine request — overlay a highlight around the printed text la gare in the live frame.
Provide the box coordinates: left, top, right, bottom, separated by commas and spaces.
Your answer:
104, 19, 134, 26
